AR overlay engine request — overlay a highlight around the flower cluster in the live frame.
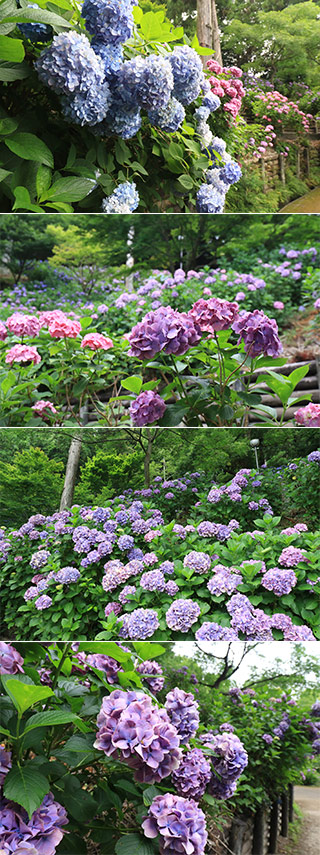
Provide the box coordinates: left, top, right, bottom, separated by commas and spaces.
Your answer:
0, 642, 24, 675
129, 390, 166, 426
94, 689, 182, 782
136, 659, 164, 693
201, 731, 248, 799
171, 748, 212, 800
165, 688, 200, 744
0, 792, 68, 855
142, 793, 207, 855
128, 306, 201, 360
207, 59, 245, 121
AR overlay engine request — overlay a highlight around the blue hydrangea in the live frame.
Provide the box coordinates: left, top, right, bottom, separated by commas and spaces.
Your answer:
91, 40, 124, 79
18, 5, 52, 43
202, 91, 221, 112
102, 181, 139, 213
61, 83, 111, 126
136, 55, 174, 112
100, 100, 142, 139
81, 0, 136, 45
169, 46, 203, 105
55, 567, 81, 584
206, 136, 227, 165
196, 184, 225, 213
148, 97, 185, 133
219, 160, 242, 185
36, 32, 105, 95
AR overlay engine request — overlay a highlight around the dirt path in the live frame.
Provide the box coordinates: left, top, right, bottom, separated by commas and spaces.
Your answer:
279, 187, 320, 213
291, 786, 320, 855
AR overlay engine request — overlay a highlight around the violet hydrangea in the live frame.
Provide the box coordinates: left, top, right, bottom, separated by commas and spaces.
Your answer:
165, 687, 199, 744
142, 792, 207, 855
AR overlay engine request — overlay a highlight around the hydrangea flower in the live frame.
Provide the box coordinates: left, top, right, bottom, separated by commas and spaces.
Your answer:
86, 653, 123, 682
183, 551, 211, 574
201, 731, 248, 799
6, 313, 41, 337
148, 97, 185, 132
278, 546, 306, 567
94, 689, 182, 782
36, 31, 106, 95
0, 746, 12, 784
0, 792, 68, 854
165, 687, 200, 743
55, 566, 81, 584
102, 181, 139, 213
189, 297, 239, 334
196, 184, 225, 213
136, 659, 164, 693
207, 567, 242, 596
219, 160, 242, 185
172, 748, 212, 800
137, 55, 174, 112
130, 391, 166, 426
82, 0, 136, 45
118, 607, 159, 639
142, 793, 207, 855
32, 400, 58, 419
169, 46, 203, 105
128, 306, 201, 360
261, 567, 297, 596
5, 344, 41, 365
30, 550, 50, 570
81, 333, 113, 350
295, 403, 320, 427
232, 309, 282, 357
61, 84, 111, 126
0, 642, 24, 675
140, 570, 166, 592
166, 599, 201, 633
35, 594, 53, 610
18, 3, 53, 42
195, 622, 238, 641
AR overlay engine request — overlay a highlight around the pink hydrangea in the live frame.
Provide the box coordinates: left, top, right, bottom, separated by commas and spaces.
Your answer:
295, 403, 320, 427
6, 313, 41, 337
5, 344, 41, 365
80, 333, 113, 350
32, 400, 58, 418
0, 320, 7, 340
48, 317, 81, 338
189, 297, 239, 334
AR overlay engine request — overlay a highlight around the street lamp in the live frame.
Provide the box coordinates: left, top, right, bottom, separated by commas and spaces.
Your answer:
250, 438, 260, 471
177, 234, 184, 269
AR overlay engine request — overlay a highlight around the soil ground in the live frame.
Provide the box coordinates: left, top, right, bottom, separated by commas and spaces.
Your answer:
278, 786, 320, 855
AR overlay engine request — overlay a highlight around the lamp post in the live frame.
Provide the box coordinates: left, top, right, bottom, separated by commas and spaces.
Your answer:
126, 226, 135, 291
177, 234, 184, 269
250, 438, 260, 471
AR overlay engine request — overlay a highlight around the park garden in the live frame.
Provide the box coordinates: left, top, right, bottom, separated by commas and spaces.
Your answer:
0, 427, 319, 641
0, 215, 319, 427
0, 640, 319, 855
0, 0, 320, 212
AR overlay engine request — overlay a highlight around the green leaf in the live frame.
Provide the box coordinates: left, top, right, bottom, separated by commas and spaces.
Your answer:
121, 375, 143, 394
77, 642, 131, 662
133, 643, 166, 660
63, 776, 98, 822
1, 370, 16, 394
0, 34, 24, 60
177, 173, 194, 190
143, 784, 161, 806
4, 765, 50, 817
0, 60, 30, 80
4, 679, 54, 714
5, 132, 54, 166
3, 7, 70, 27
12, 186, 44, 212
41, 176, 95, 202
203, 793, 218, 806
22, 710, 86, 734
0, 116, 18, 134
115, 834, 155, 855
36, 163, 51, 199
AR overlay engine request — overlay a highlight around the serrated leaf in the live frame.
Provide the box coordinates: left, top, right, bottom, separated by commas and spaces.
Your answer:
5, 132, 54, 166
0, 34, 24, 60
121, 375, 143, 394
4, 765, 50, 817
41, 176, 95, 202
22, 709, 86, 734
4, 679, 54, 713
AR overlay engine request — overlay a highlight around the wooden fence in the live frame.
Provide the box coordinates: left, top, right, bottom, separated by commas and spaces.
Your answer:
207, 785, 295, 855
246, 121, 320, 192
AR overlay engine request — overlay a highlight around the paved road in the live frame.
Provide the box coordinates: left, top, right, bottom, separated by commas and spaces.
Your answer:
292, 786, 320, 855
279, 187, 320, 212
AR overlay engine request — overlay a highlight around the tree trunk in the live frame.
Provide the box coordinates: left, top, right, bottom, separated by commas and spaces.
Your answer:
60, 432, 83, 510
211, 0, 222, 66
143, 429, 153, 487
197, 0, 212, 52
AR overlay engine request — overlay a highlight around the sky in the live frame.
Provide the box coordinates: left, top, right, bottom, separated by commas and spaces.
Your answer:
172, 641, 320, 685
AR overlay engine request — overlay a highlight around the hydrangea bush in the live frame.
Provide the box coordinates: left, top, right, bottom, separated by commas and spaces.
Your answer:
1, 454, 319, 641
0, 3, 243, 212
0, 641, 318, 855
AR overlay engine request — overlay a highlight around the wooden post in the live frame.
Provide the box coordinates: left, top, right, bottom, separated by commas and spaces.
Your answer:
281, 792, 288, 838
305, 147, 310, 177
296, 147, 301, 179
268, 800, 278, 854
261, 159, 267, 193
288, 784, 294, 823
229, 818, 247, 854
279, 154, 286, 185
252, 808, 264, 855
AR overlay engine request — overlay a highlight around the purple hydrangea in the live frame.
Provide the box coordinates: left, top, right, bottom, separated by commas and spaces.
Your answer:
311, 701, 320, 717
118, 584, 136, 604
128, 306, 201, 360
172, 749, 211, 800
24, 586, 39, 601
102, 560, 135, 592
130, 391, 166, 426
0, 643, 24, 675
207, 567, 242, 596
262, 734, 273, 744
261, 567, 297, 596
0, 746, 11, 785
148, 97, 185, 132
55, 566, 80, 584
136, 659, 164, 693
118, 607, 159, 639
183, 551, 211, 574
35, 594, 53, 610
165, 580, 179, 595
0, 792, 68, 855
117, 534, 135, 551
30, 549, 50, 570
165, 687, 199, 743
140, 570, 166, 592
278, 546, 307, 567
94, 689, 182, 782
142, 793, 207, 855
166, 599, 201, 633
195, 622, 238, 641
201, 731, 248, 799
232, 309, 282, 357
105, 601, 122, 617
86, 653, 123, 683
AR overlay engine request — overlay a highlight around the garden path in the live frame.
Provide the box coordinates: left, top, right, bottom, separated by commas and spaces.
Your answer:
292, 785, 320, 855
279, 187, 320, 213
